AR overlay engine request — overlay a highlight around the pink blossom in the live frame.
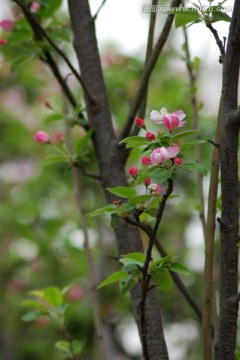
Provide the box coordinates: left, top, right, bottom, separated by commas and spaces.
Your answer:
0, 19, 15, 32
55, 133, 63, 142
0, 38, 7, 45
150, 145, 180, 164
174, 157, 183, 165
141, 156, 151, 166
44, 101, 51, 108
143, 177, 151, 186
150, 107, 186, 128
33, 131, 50, 144
135, 118, 145, 128
146, 132, 156, 140
128, 167, 138, 178
30, 2, 41, 13
148, 183, 162, 194
68, 285, 84, 301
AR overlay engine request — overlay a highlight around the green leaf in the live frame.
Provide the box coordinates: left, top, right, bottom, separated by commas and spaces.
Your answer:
151, 256, 172, 270
173, 10, 200, 28
47, 28, 72, 43
21, 300, 48, 312
29, 290, 45, 298
55, 341, 71, 354
43, 287, 63, 307
42, 154, 70, 166
128, 194, 162, 207
106, 186, 137, 199
171, 130, 199, 140
149, 168, 173, 183
121, 252, 146, 263
211, 8, 231, 23
120, 275, 137, 294
75, 130, 94, 153
180, 140, 206, 150
87, 204, 117, 217
119, 136, 151, 148
180, 162, 208, 176
97, 271, 129, 289
45, 113, 65, 127
71, 340, 84, 355
170, 262, 191, 275
111, 214, 119, 228
22, 311, 41, 322
151, 269, 173, 292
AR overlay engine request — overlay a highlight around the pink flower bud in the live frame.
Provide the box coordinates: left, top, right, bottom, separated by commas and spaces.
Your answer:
174, 157, 183, 165
55, 133, 63, 142
141, 156, 151, 166
143, 177, 151, 186
0, 19, 15, 32
0, 38, 7, 45
148, 183, 162, 194
135, 118, 145, 128
128, 167, 138, 178
33, 131, 50, 144
146, 132, 156, 140
44, 101, 51, 109
30, 2, 41, 13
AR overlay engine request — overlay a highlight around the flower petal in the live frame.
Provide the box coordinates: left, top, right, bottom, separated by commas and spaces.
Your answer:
150, 110, 163, 124
172, 110, 186, 121
166, 145, 180, 158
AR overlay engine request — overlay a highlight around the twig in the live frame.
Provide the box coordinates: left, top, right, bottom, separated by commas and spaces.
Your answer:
140, 179, 173, 359
202, 99, 221, 360
119, 0, 182, 141
137, 0, 158, 123
93, 0, 108, 20
207, 140, 220, 149
65, 122, 108, 360
206, 23, 225, 64
13, 0, 95, 104
183, 25, 207, 242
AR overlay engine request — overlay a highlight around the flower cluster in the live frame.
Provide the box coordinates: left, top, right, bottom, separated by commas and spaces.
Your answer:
127, 106, 186, 195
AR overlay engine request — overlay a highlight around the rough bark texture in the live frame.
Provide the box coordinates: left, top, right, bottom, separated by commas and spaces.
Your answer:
67, 1, 169, 358
216, 1, 240, 359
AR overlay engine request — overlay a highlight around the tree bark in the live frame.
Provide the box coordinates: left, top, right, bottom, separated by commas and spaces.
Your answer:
67, 1, 169, 358
216, 1, 240, 359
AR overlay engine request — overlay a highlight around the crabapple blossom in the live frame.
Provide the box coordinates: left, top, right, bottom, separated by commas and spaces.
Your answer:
141, 156, 151, 166
55, 133, 63, 142
0, 19, 14, 32
30, 2, 41, 13
144, 177, 151, 186
128, 167, 138, 178
150, 107, 186, 129
148, 183, 162, 194
174, 157, 183, 165
0, 39, 7, 45
146, 132, 156, 140
135, 118, 145, 128
33, 131, 50, 144
150, 145, 180, 164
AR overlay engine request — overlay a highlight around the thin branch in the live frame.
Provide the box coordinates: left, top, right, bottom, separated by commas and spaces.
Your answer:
140, 179, 174, 359
119, 0, 182, 141
183, 25, 207, 242
207, 139, 220, 148
206, 23, 225, 63
137, 0, 158, 122
125, 216, 202, 321
13, 0, 95, 104
65, 122, 108, 360
202, 99, 221, 360
93, 0, 108, 20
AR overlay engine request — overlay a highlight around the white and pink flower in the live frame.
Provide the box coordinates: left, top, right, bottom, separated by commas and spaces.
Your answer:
33, 131, 50, 144
150, 145, 180, 164
150, 107, 186, 130
148, 183, 162, 194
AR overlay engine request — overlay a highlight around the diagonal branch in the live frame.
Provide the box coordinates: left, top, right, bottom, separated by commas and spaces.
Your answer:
119, 0, 182, 141
12, 0, 95, 104
93, 0, 108, 20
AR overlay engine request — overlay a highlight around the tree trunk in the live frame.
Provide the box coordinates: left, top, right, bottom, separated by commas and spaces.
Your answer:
67, 1, 169, 358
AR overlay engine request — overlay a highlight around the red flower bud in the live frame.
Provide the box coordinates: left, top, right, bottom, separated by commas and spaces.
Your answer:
146, 132, 156, 140
141, 156, 151, 166
128, 167, 138, 178
143, 177, 151, 186
135, 118, 145, 128
174, 157, 183, 166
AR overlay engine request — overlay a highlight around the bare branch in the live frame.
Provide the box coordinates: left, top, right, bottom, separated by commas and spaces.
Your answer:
206, 23, 225, 63
93, 0, 108, 20
119, 0, 182, 141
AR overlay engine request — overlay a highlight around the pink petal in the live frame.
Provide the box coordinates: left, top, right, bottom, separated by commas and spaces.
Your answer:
178, 120, 186, 128
166, 145, 180, 158
172, 110, 186, 121
163, 114, 179, 130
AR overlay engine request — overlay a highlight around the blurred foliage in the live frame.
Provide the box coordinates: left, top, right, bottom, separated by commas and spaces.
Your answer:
0, 1, 224, 360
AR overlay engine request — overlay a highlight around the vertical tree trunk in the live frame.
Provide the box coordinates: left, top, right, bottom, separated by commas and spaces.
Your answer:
67, 1, 169, 358
216, 1, 240, 359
